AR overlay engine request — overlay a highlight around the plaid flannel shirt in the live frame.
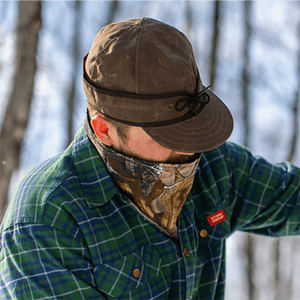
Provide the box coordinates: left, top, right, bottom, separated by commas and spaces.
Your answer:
1, 119, 299, 300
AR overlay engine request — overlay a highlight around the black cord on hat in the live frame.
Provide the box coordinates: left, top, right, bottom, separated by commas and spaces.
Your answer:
174, 85, 211, 116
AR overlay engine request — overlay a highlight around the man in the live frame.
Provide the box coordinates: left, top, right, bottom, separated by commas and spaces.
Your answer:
0, 17, 299, 300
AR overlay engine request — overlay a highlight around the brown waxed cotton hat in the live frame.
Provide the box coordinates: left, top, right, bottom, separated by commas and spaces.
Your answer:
83, 17, 234, 153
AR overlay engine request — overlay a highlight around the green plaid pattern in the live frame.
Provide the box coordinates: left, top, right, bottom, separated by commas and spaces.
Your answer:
1, 120, 299, 300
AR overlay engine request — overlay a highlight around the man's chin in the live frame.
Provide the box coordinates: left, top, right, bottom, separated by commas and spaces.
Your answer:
165, 153, 200, 164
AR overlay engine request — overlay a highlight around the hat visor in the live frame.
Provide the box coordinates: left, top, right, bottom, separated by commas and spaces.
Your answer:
142, 90, 234, 153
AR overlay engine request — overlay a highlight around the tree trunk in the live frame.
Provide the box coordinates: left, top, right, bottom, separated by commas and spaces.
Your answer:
185, 0, 193, 37
0, 1, 42, 222
105, 1, 120, 25
209, 1, 221, 89
242, 1, 252, 148
67, 0, 82, 145
281, 13, 300, 300
242, 2, 255, 300
287, 17, 300, 163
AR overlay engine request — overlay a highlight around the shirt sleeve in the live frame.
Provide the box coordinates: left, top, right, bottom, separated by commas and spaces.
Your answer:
0, 222, 107, 300
199, 142, 300, 236
225, 142, 300, 236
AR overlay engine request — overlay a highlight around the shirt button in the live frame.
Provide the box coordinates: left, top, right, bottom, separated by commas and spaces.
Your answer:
133, 268, 141, 278
183, 248, 190, 257
200, 229, 208, 238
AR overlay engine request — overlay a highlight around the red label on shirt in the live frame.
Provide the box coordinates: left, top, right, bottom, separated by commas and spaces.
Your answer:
207, 209, 226, 226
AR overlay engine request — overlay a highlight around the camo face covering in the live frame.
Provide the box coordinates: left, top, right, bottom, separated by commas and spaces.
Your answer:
101, 150, 200, 231
103, 146, 200, 231
85, 116, 201, 236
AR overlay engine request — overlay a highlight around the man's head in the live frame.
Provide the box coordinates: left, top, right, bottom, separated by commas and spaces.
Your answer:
83, 17, 234, 155
89, 108, 195, 163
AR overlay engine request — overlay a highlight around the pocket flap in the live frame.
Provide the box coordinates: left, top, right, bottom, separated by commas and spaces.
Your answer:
94, 244, 161, 297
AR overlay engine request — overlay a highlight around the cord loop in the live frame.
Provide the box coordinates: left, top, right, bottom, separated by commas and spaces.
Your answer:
175, 85, 211, 115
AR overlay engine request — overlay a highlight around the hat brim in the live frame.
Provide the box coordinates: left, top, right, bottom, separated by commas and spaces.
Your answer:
142, 90, 234, 153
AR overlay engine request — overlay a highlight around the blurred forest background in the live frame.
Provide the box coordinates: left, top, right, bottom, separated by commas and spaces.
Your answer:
0, 1, 299, 299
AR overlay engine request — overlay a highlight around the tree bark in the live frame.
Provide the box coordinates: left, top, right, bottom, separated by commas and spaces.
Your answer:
282, 14, 300, 300
242, 2, 255, 300
67, 0, 82, 145
209, 1, 221, 89
185, 0, 193, 37
287, 18, 300, 163
242, 1, 252, 148
0, 1, 42, 222
106, 1, 119, 25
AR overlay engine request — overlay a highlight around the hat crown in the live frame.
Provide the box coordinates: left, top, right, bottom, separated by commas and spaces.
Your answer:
85, 17, 200, 96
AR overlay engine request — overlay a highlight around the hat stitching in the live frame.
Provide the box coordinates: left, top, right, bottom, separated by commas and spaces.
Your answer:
140, 23, 196, 92
87, 20, 196, 97
146, 128, 228, 146
135, 26, 144, 95
133, 26, 189, 95
91, 37, 118, 80
90, 100, 174, 111
87, 95, 174, 111
139, 17, 186, 37
137, 27, 195, 94
149, 123, 227, 139
90, 24, 140, 81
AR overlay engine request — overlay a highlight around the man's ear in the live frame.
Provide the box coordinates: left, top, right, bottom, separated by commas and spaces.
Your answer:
91, 115, 113, 146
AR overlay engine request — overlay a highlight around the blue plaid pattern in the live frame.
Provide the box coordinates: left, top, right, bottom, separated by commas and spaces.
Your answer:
0, 120, 299, 299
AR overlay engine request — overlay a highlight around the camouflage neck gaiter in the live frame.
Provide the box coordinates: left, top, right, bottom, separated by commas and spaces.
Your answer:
84, 116, 201, 236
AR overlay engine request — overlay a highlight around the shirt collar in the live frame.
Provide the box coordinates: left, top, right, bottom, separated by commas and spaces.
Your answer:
71, 114, 120, 208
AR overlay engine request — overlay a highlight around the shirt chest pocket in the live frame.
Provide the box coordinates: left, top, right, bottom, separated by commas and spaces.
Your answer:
94, 244, 162, 298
